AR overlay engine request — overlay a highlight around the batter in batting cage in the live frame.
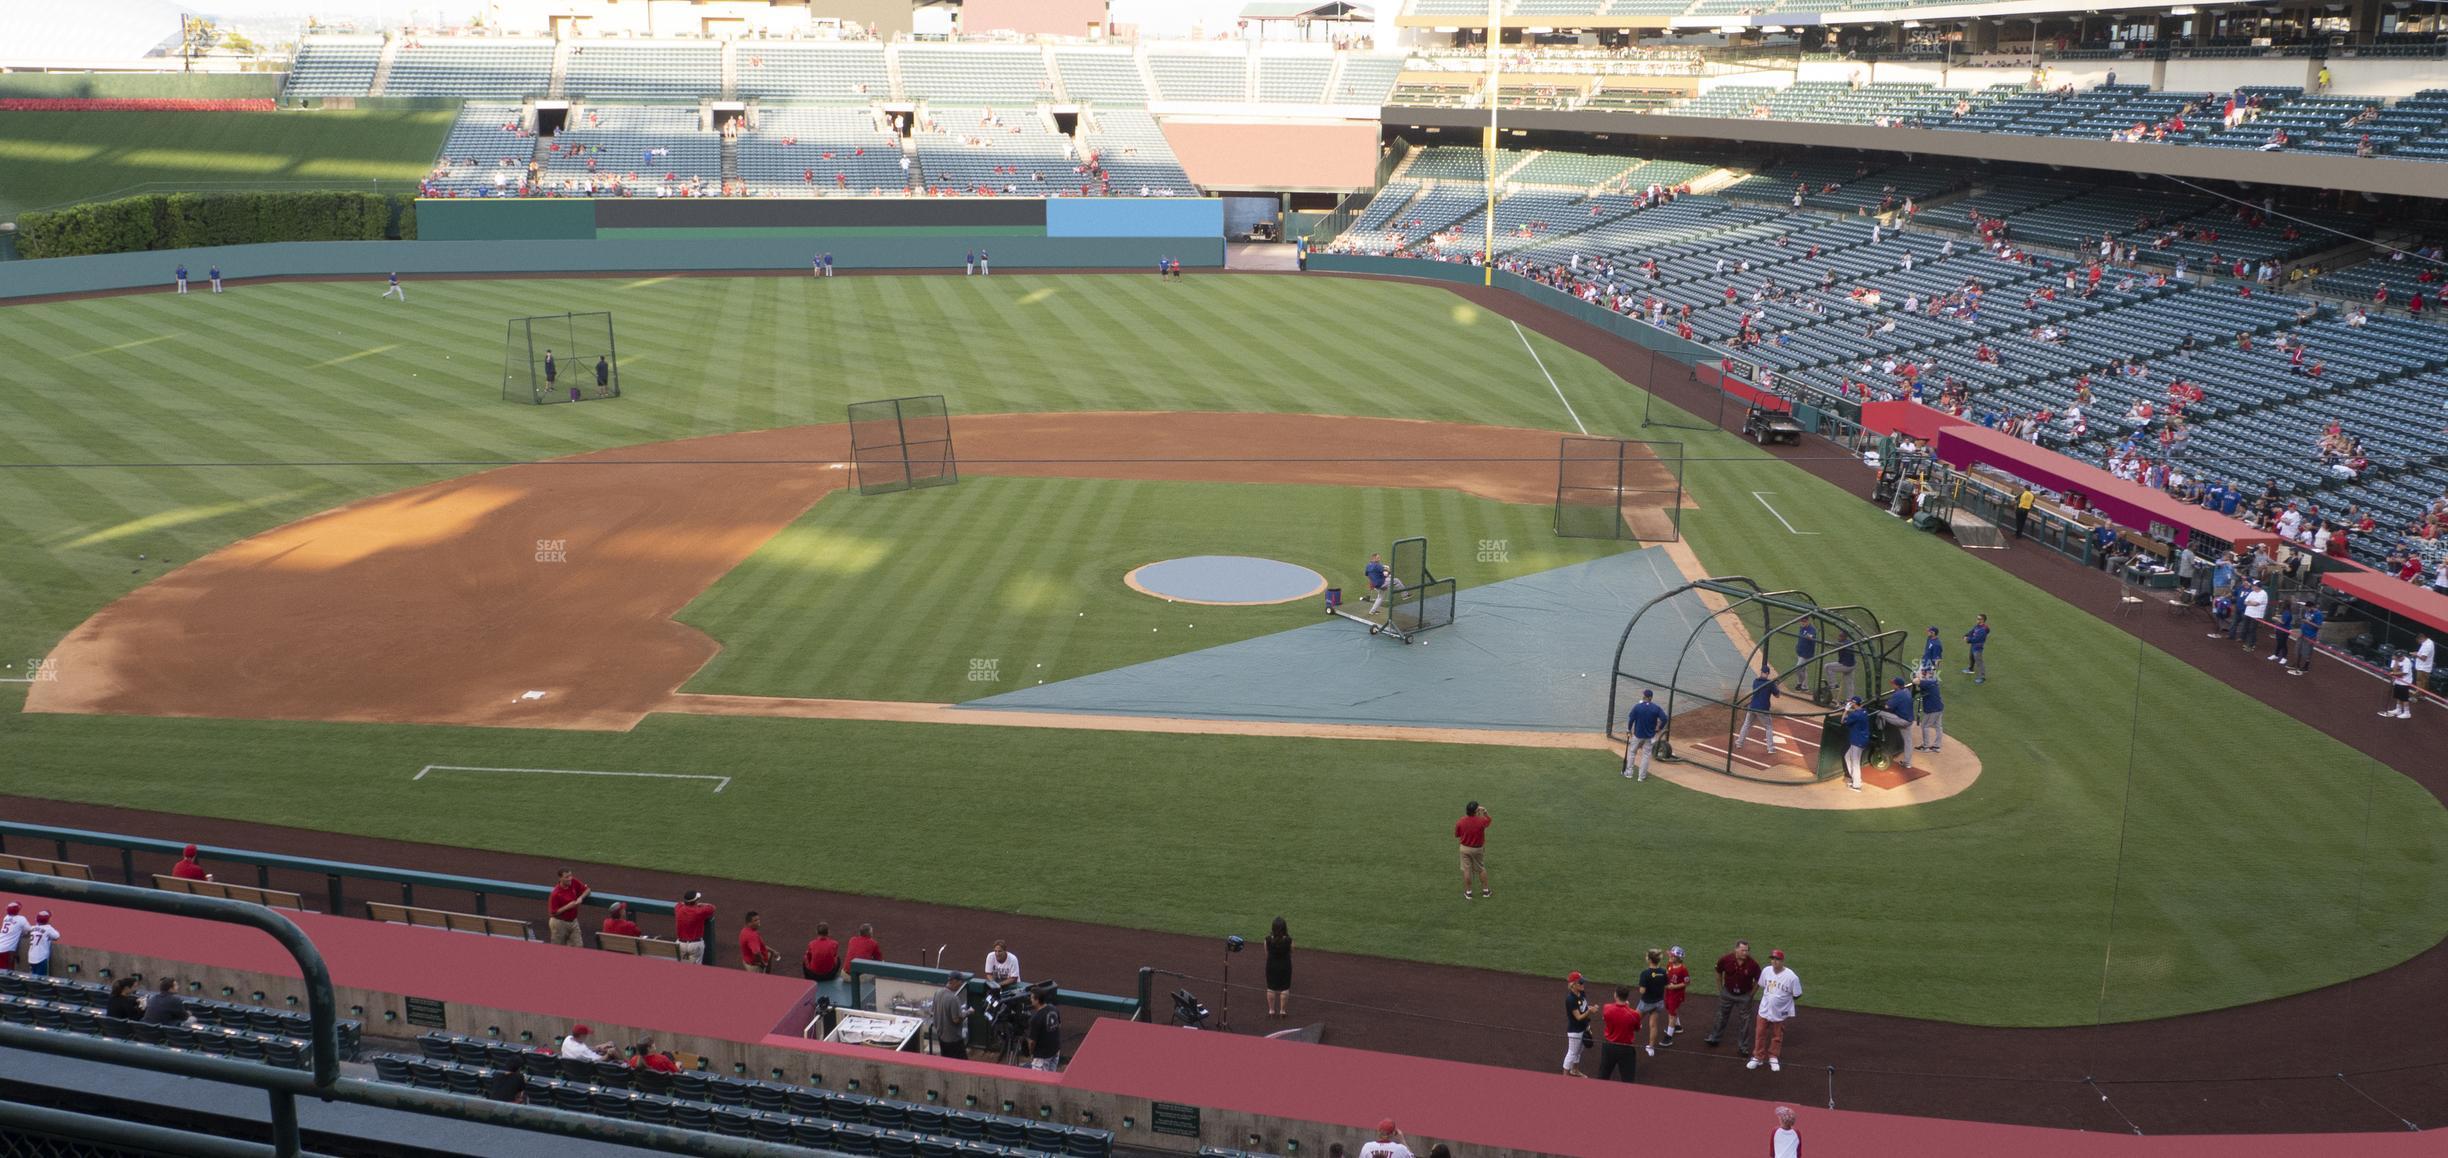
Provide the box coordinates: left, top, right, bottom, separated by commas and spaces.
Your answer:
848, 395, 959, 496
503, 312, 621, 404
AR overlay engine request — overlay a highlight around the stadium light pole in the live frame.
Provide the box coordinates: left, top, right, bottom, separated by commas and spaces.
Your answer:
1484, 0, 1501, 286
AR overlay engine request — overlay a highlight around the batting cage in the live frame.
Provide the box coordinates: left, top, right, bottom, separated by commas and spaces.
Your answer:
848, 394, 959, 496
1553, 436, 1684, 542
1607, 577, 1910, 785
503, 312, 621, 405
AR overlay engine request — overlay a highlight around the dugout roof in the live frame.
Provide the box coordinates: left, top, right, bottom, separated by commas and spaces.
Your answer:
1933, 425, 2280, 552
2322, 569, 2448, 639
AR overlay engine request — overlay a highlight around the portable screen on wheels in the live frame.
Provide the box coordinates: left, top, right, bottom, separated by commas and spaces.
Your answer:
502, 312, 620, 405
848, 395, 959, 496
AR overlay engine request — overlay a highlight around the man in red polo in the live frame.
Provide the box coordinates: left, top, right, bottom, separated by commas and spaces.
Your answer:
802, 923, 842, 981
546, 869, 590, 948
1454, 801, 1491, 901
170, 844, 211, 882
1596, 984, 1641, 1082
673, 890, 715, 964
600, 902, 641, 941
739, 911, 779, 973
846, 924, 883, 966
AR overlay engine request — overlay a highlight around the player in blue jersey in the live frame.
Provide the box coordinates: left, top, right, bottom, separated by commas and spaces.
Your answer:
1920, 626, 1943, 671
1875, 677, 1917, 770
1840, 697, 1870, 791
1733, 663, 1779, 755
1915, 668, 1946, 752
1962, 615, 1989, 683
1364, 553, 1393, 614
1625, 689, 1667, 781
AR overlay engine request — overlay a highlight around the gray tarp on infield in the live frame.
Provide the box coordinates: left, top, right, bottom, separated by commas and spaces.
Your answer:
959, 546, 1744, 732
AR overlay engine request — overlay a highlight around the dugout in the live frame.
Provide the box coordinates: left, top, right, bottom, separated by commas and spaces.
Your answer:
1608, 576, 1911, 785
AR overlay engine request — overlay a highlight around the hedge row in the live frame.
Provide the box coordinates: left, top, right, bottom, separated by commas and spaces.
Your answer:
18, 191, 419, 258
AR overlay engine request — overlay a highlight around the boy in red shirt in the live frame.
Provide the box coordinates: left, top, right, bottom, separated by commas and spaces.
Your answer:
672, 891, 715, 964
171, 844, 211, 882
1454, 802, 1492, 901
1663, 947, 1690, 1041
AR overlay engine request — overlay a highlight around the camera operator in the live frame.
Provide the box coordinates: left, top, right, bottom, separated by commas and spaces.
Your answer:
931, 972, 972, 1062
1025, 985, 1062, 1072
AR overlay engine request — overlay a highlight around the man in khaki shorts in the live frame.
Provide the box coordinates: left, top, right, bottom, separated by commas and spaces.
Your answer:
1454, 802, 1491, 900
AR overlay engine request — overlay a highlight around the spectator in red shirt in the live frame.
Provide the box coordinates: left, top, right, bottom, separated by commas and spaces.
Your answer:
672, 891, 715, 964
1596, 985, 1641, 1082
630, 1037, 679, 1074
600, 902, 641, 941
803, 923, 842, 981
846, 924, 883, 966
739, 911, 779, 973
170, 844, 211, 882
1454, 802, 1492, 901
546, 869, 590, 948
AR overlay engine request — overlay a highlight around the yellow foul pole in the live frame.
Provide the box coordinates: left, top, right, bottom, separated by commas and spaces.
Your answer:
1483, 0, 1500, 286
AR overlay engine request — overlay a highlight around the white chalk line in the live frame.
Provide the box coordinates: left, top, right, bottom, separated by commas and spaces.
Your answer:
413, 764, 730, 794
1510, 320, 1586, 435
1751, 491, 1819, 535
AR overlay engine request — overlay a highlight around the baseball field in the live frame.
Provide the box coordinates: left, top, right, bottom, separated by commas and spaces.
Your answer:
1, 271, 2441, 1028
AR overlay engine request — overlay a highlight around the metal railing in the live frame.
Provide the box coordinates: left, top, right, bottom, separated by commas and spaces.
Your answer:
0, 870, 816, 1157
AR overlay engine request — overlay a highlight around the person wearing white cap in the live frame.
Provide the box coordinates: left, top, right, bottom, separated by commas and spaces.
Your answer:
0, 902, 27, 971
24, 911, 60, 977
1748, 949, 1802, 1073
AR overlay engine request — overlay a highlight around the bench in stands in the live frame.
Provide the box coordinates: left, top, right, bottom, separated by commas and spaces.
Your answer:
154, 875, 305, 911
0, 852, 94, 880
365, 902, 534, 940
598, 932, 686, 960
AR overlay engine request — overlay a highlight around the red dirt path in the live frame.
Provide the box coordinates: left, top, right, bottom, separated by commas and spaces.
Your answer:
27, 412, 1631, 730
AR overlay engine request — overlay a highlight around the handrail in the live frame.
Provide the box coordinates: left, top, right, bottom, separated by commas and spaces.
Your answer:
847, 957, 1142, 1018
0, 869, 829, 1157
0, 869, 342, 1086
0, 820, 676, 916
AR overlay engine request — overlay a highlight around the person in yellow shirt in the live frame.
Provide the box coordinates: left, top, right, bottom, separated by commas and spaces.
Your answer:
2014, 485, 2036, 538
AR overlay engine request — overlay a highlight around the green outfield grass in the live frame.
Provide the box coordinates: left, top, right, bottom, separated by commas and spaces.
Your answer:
0, 109, 454, 220
1, 273, 2442, 1026
679, 477, 1623, 703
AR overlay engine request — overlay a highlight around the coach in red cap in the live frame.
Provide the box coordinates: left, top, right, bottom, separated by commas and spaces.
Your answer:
171, 844, 212, 882
1561, 971, 1592, 1077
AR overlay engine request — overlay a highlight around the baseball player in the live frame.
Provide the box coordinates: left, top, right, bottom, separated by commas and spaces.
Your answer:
1732, 663, 1779, 755
1875, 677, 1917, 769
1625, 689, 1667, 781
208, 266, 223, 293
1840, 696, 1869, 791
1364, 552, 1398, 614
1962, 614, 1989, 683
174, 265, 189, 294
1915, 667, 1945, 752
381, 272, 405, 302
1791, 623, 1817, 696
543, 350, 558, 395
1920, 625, 1944, 671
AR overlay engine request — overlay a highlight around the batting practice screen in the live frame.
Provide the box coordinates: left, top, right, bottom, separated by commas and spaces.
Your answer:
503, 312, 621, 405
848, 395, 959, 496
1554, 436, 1683, 542
1385, 535, 1455, 634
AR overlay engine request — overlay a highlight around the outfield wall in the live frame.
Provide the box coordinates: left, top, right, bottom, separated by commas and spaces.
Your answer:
1306, 254, 1720, 364
0, 234, 1222, 301
0, 73, 284, 100
419, 196, 1225, 244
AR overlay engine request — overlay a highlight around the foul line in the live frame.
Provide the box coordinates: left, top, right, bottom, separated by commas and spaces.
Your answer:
413, 764, 731, 794
1751, 491, 1820, 535
1510, 320, 1586, 435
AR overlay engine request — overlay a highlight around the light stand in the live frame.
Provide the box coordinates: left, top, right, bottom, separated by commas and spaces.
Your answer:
1219, 936, 1246, 1032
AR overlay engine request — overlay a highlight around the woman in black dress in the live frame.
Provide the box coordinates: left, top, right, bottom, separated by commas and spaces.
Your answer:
1263, 916, 1293, 1019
